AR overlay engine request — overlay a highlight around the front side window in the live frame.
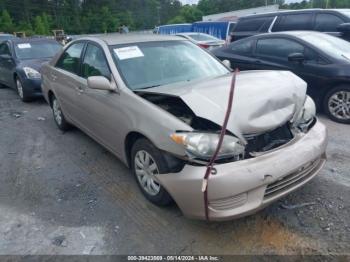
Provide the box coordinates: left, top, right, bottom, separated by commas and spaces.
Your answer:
82, 44, 111, 79
314, 13, 344, 32
273, 14, 313, 31
256, 38, 304, 60
0, 43, 11, 56
14, 41, 61, 60
111, 41, 229, 90
56, 42, 85, 75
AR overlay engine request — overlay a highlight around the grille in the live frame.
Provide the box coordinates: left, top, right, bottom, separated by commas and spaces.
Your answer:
209, 193, 247, 211
264, 158, 322, 199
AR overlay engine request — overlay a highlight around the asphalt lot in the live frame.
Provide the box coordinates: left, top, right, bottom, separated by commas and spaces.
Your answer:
0, 87, 349, 255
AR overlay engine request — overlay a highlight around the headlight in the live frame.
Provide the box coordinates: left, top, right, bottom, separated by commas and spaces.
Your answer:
171, 132, 245, 160
23, 67, 41, 79
294, 96, 316, 131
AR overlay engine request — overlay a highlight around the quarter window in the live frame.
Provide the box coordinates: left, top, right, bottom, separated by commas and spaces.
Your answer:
315, 13, 344, 32
272, 14, 313, 31
82, 44, 111, 79
56, 42, 85, 75
256, 38, 304, 60
230, 39, 253, 55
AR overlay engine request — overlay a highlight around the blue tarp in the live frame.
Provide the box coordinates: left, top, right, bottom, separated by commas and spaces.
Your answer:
157, 24, 193, 35
192, 21, 230, 40
157, 21, 234, 40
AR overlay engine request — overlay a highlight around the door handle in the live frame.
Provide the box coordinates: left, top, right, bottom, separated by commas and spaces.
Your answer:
254, 60, 262, 64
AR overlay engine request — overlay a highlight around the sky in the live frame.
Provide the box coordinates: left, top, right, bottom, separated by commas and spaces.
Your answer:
179, 0, 304, 5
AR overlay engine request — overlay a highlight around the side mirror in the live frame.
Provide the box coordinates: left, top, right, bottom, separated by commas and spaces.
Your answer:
87, 76, 116, 91
0, 54, 12, 60
337, 23, 350, 35
288, 53, 305, 63
222, 59, 232, 69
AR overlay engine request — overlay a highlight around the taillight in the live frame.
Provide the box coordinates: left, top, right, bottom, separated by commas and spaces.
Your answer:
199, 44, 209, 49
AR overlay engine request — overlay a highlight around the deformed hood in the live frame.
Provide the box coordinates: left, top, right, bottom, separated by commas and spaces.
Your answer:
140, 70, 307, 139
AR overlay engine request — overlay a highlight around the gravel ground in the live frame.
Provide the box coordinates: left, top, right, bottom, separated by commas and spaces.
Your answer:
0, 87, 349, 255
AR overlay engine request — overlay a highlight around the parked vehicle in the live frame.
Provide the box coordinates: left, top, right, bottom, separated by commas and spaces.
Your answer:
0, 38, 62, 101
41, 34, 327, 221
213, 31, 350, 124
231, 9, 350, 42
192, 21, 236, 42
156, 24, 192, 35
176, 32, 225, 50
0, 33, 16, 42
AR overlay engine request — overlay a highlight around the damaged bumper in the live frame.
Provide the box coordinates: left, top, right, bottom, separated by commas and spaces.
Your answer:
156, 120, 328, 221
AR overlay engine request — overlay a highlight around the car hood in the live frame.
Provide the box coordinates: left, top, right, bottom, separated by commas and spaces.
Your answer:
140, 70, 307, 141
18, 58, 52, 72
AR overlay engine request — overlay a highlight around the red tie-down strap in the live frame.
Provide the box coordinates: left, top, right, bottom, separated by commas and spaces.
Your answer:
202, 69, 239, 221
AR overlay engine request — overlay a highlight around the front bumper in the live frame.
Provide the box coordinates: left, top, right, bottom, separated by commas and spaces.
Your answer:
157, 120, 328, 221
22, 78, 42, 97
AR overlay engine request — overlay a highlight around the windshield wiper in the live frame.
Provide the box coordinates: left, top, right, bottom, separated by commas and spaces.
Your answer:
341, 54, 350, 61
138, 84, 161, 90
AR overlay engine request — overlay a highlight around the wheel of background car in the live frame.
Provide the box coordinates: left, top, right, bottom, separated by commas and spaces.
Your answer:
16, 77, 31, 102
323, 85, 350, 124
51, 95, 71, 131
131, 138, 173, 206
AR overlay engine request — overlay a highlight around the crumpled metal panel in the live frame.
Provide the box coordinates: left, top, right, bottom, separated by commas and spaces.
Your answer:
141, 70, 307, 140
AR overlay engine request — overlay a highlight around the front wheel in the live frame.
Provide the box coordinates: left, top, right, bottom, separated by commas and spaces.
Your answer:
16, 77, 31, 102
51, 95, 71, 131
131, 138, 173, 206
323, 85, 350, 124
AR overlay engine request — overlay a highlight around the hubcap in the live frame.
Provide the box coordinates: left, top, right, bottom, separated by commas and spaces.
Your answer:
16, 79, 23, 99
328, 91, 350, 120
53, 99, 63, 125
134, 150, 160, 196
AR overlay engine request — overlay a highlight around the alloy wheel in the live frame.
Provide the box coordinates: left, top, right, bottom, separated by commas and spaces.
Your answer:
134, 150, 161, 196
328, 91, 350, 121
16, 79, 24, 99
52, 99, 63, 126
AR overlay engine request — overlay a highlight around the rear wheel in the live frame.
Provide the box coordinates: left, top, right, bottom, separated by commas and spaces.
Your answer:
16, 77, 31, 102
323, 85, 350, 124
131, 138, 173, 206
51, 95, 71, 131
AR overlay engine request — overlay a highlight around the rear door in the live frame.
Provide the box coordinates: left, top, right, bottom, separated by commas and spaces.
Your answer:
50, 42, 86, 123
272, 13, 314, 32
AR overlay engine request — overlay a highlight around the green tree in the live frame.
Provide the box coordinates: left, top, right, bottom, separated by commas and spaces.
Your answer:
0, 10, 14, 33
34, 15, 46, 35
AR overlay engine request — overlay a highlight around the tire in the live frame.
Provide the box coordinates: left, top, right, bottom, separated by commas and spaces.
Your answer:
16, 77, 32, 102
131, 138, 173, 206
51, 95, 71, 131
323, 85, 350, 124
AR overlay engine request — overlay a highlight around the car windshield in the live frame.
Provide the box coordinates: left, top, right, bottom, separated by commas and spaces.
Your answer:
14, 41, 62, 59
111, 41, 229, 90
299, 33, 350, 61
188, 34, 219, 41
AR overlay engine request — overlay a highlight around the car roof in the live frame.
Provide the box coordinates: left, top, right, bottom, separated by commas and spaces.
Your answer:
254, 30, 330, 38
9, 37, 59, 44
78, 33, 184, 45
240, 8, 350, 19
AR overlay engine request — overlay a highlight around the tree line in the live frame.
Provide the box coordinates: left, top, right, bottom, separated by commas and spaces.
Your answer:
1, 0, 350, 36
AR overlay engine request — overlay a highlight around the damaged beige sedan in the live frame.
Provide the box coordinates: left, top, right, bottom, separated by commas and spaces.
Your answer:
41, 35, 327, 221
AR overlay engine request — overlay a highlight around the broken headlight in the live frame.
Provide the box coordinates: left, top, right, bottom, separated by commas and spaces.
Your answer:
171, 132, 245, 160
294, 96, 316, 131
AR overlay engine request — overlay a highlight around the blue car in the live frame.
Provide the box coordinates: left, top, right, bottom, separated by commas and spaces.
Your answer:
0, 33, 17, 43
0, 38, 62, 102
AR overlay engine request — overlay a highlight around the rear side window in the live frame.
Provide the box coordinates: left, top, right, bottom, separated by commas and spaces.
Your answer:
82, 44, 111, 79
272, 14, 313, 31
256, 38, 304, 59
235, 17, 274, 32
314, 13, 344, 32
56, 42, 85, 75
230, 39, 254, 55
